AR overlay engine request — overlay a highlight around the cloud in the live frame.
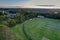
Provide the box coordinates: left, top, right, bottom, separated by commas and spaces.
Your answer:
25, 0, 60, 6
0, 0, 60, 6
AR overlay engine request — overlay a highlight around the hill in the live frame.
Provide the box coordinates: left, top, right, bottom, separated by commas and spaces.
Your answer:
11, 18, 60, 40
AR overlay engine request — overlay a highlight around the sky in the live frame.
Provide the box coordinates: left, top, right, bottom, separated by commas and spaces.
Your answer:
0, 0, 60, 7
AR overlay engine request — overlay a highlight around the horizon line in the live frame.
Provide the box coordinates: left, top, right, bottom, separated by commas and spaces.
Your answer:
0, 5, 60, 9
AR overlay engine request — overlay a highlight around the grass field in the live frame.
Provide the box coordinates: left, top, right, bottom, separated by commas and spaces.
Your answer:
11, 18, 60, 40
11, 24, 28, 40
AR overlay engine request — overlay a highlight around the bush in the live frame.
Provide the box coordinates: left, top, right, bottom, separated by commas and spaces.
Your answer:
0, 25, 15, 40
8, 19, 17, 27
1, 21, 8, 26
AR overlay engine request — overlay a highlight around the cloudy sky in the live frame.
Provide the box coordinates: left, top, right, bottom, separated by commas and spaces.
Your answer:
0, 0, 60, 6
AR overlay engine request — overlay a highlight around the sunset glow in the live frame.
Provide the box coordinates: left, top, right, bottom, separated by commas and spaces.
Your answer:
20, 5, 60, 9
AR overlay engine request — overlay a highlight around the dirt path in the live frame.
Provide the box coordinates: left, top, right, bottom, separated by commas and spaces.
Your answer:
22, 20, 32, 40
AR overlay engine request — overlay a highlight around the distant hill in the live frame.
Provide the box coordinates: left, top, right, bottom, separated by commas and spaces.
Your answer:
21, 8, 60, 13
0, 8, 60, 13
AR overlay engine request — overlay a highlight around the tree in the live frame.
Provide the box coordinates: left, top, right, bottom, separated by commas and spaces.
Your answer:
8, 19, 17, 27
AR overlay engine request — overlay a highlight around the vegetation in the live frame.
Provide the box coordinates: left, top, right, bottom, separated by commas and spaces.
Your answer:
0, 9, 60, 40
0, 10, 60, 27
39, 13, 60, 19
0, 25, 16, 40
11, 24, 28, 40
25, 18, 60, 40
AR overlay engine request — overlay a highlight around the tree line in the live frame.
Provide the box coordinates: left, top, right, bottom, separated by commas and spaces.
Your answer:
0, 9, 60, 27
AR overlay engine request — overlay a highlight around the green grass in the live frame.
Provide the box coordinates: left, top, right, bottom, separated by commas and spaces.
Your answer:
11, 24, 28, 40
25, 18, 60, 40
11, 18, 60, 40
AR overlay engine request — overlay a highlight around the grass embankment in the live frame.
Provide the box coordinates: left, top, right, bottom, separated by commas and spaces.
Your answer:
11, 18, 60, 40
11, 24, 28, 40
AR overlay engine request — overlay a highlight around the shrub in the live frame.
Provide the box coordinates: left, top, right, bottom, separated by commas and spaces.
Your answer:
0, 25, 15, 40
8, 19, 17, 27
